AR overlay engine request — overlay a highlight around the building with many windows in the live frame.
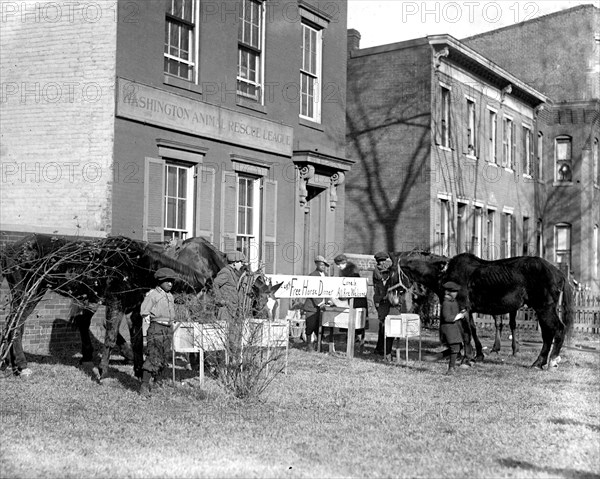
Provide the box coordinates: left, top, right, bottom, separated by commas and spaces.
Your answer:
345, 4, 599, 294
0, 0, 350, 352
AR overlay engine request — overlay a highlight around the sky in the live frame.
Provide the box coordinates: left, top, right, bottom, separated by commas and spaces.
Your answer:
347, 0, 598, 48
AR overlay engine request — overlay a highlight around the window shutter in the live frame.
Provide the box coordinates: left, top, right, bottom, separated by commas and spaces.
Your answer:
220, 170, 237, 252
196, 166, 215, 242
144, 157, 165, 243
434, 199, 441, 253
261, 178, 277, 274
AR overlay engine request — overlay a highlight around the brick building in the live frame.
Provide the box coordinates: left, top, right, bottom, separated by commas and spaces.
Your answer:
346, 4, 600, 294
0, 0, 351, 353
463, 3, 600, 292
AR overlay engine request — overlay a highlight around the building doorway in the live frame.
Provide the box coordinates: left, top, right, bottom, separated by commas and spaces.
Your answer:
303, 186, 327, 274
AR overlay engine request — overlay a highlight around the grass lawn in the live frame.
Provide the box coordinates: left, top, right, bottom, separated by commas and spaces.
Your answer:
1, 328, 599, 478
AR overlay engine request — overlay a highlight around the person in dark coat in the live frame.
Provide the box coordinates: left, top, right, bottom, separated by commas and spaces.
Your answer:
332, 254, 369, 349
439, 281, 465, 375
372, 252, 402, 356
302, 255, 330, 352
139, 267, 178, 396
213, 251, 246, 322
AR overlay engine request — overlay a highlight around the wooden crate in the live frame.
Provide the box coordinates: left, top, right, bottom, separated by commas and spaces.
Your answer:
245, 319, 289, 348
385, 314, 421, 338
173, 322, 226, 352
321, 307, 367, 329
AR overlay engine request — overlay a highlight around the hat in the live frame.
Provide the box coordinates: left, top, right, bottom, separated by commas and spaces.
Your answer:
154, 267, 177, 282
226, 251, 246, 263
442, 281, 461, 292
334, 254, 348, 265
314, 255, 330, 266
374, 251, 389, 262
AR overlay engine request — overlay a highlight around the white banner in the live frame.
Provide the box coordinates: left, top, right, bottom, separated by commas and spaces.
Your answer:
265, 275, 368, 299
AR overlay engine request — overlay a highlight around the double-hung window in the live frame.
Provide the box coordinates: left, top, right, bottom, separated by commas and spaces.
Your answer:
300, 21, 322, 122
523, 126, 533, 176
237, 175, 261, 267
165, 162, 195, 240
440, 87, 451, 148
238, 0, 264, 102
488, 109, 497, 163
164, 0, 197, 82
466, 99, 476, 156
503, 117, 514, 169
555, 136, 573, 182
554, 223, 571, 267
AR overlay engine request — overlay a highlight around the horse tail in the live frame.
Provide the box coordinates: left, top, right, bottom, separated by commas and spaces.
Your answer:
561, 277, 574, 339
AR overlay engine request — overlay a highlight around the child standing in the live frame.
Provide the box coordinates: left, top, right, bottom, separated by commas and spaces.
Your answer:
439, 281, 465, 375
139, 267, 177, 397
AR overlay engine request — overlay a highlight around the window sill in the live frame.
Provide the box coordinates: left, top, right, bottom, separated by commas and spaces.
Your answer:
552, 181, 574, 187
236, 96, 267, 114
504, 167, 514, 174
299, 117, 324, 131
163, 74, 202, 95
487, 162, 499, 167
465, 154, 478, 161
437, 145, 452, 152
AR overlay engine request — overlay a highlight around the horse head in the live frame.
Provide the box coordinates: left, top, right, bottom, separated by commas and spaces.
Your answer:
387, 251, 449, 305
249, 273, 284, 319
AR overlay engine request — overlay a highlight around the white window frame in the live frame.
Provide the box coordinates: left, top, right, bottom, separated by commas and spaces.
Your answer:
502, 116, 514, 170
537, 131, 544, 180
554, 223, 571, 267
438, 197, 450, 256
164, 0, 199, 83
485, 208, 496, 260
440, 86, 451, 149
300, 21, 323, 122
237, 175, 261, 271
593, 138, 599, 187
237, 0, 265, 103
472, 205, 483, 257
502, 209, 514, 258
466, 98, 476, 157
554, 136, 573, 183
164, 162, 195, 240
594, 224, 599, 280
522, 125, 533, 177
487, 108, 497, 164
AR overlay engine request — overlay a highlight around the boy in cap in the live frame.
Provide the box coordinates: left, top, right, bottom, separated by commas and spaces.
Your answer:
439, 281, 466, 375
302, 255, 330, 352
139, 267, 178, 396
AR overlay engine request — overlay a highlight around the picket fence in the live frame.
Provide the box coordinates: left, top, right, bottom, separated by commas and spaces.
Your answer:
471, 292, 600, 334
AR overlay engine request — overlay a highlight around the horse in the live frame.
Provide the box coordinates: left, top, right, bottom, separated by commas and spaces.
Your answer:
386, 251, 450, 302
441, 253, 574, 369
0, 234, 207, 379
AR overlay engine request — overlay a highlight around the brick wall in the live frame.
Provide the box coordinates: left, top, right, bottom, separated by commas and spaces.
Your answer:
464, 5, 599, 101
346, 40, 433, 254
0, 2, 117, 234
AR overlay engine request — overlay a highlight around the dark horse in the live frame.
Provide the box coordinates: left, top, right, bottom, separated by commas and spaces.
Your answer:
441, 253, 574, 369
0, 234, 206, 379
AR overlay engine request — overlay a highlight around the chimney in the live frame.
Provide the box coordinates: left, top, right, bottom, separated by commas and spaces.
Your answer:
347, 29, 361, 56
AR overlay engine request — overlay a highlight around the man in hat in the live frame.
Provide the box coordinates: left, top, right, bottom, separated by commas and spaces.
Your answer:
213, 251, 247, 323
302, 255, 330, 352
371, 251, 398, 356
139, 267, 178, 396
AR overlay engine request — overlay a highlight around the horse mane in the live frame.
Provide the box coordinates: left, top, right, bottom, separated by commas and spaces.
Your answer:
181, 236, 227, 278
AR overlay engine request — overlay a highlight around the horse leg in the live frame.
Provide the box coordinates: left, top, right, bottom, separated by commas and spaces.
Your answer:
469, 315, 484, 362
509, 311, 519, 355
71, 306, 95, 364
491, 315, 503, 353
98, 297, 123, 380
459, 314, 474, 363
129, 309, 144, 380
531, 311, 554, 369
547, 308, 565, 368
